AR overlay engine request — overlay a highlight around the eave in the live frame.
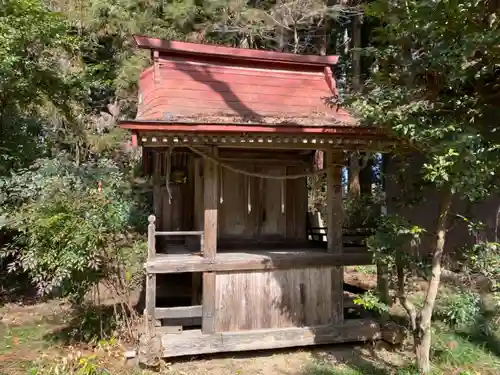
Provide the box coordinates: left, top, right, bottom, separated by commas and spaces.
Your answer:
119, 120, 397, 151
132, 35, 339, 67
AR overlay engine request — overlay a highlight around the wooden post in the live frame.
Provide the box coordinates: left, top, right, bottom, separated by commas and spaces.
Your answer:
326, 150, 344, 323
202, 146, 218, 333
145, 214, 157, 338
203, 146, 218, 259
192, 157, 203, 305
194, 157, 204, 231
152, 151, 162, 230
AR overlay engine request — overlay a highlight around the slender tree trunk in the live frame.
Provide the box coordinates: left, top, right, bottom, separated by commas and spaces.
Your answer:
377, 263, 391, 305
311, 151, 324, 209
414, 188, 453, 373
415, 331, 432, 373
348, 153, 361, 198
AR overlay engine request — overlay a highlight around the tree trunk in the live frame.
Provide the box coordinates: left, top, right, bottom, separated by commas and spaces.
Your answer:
352, 14, 362, 92
311, 151, 324, 209
360, 156, 373, 195
414, 188, 453, 373
415, 327, 432, 373
348, 153, 361, 198
377, 262, 391, 305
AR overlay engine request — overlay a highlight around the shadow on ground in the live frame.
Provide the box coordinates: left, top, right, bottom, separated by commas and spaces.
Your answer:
305, 344, 400, 375
44, 303, 137, 345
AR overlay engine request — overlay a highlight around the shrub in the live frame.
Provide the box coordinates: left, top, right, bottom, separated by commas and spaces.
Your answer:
435, 290, 480, 328
0, 155, 147, 305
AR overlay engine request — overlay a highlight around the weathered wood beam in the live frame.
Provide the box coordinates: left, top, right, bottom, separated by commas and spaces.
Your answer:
155, 230, 204, 236
202, 146, 218, 334
146, 251, 372, 274
145, 215, 157, 338
327, 150, 344, 323
155, 305, 202, 319
203, 146, 218, 259
157, 319, 380, 358
202, 272, 216, 334
142, 141, 390, 152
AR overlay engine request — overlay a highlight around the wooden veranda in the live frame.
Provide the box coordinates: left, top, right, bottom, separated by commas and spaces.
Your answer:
119, 35, 395, 364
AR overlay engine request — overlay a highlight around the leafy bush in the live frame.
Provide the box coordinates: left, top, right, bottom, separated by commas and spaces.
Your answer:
435, 290, 480, 328
353, 290, 388, 314
343, 193, 384, 230
366, 214, 426, 275
0, 155, 147, 304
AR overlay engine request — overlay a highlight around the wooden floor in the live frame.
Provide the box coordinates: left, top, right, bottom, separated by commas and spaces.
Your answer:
146, 248, 372, 273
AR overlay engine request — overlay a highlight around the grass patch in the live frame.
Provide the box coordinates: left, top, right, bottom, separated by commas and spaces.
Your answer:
0, 322, 54, 375
354, 265, 377, 275
304, 361, 422, 375
430, 320, 500, 374
305, 363, 366, 375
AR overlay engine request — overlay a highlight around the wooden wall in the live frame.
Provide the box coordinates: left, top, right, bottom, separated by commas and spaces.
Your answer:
215, 267, 335, 332
218, 164, 308, 241
147, 149, 195, 234
147, 148, 309, 245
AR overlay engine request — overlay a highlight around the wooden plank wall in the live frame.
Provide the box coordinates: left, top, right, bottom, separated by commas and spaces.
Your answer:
214, 268, 334, 332
149, 148, 310, 243
218, 163, 307, 241
150, 149, 194, 234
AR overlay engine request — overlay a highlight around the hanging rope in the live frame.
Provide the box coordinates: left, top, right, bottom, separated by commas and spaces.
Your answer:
165, 147, 173, 204
281, 180, 285, 213
219, 165, 224, 204
186, 145, 346, 180
247, 176, 252, 213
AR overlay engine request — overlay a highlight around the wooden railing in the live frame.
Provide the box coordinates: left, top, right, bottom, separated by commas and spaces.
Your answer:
145, 214, 205, 337
307, 226, 374, 246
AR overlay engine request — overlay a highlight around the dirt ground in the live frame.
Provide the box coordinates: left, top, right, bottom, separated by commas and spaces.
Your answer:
0, 295, 406, 375
0, 267, 410, 375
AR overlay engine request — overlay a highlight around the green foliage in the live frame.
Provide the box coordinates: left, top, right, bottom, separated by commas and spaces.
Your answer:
431, 328, 500, 372
0, 156, 147, 302
0, 0, 78, 111
343, 193, 384, 230
460, 217, 500, 297
354, 265, 376, 275
435, 290, 480, 328
352, 0, 500, 199
366, 215, 425, 272
353, 290, 388, 314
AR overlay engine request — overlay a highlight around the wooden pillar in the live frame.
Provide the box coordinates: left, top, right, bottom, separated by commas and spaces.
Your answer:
152, 151, 162, 229
194, 157, 204, 231
192, 157, 203, 305
202, 146, 218, 333
145, 215, 157, 338
326, 150, 344, 323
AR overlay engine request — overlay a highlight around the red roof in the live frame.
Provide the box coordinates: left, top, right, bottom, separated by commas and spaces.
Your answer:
120, 35, 358, 133
133, 35, 339, 67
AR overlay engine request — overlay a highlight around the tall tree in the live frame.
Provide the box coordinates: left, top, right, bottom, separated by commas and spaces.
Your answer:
353, 0, 500, 372
0, 0, 83, 174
